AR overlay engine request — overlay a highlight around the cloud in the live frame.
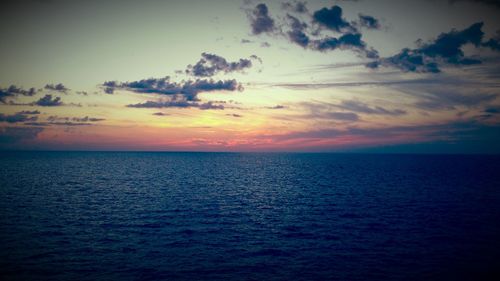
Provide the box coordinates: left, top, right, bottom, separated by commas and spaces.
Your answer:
0, 113, 38, 123
186, 53, 259, 77
484, 106, 500, 114
358, 14, 380, 29
286, 14, 310, 47
248, 3, 275, 35
449, 0, 500, 8
153, 112, 169, 116
413, 89, 497, 110
71, 116, 105, 122
312, 33, 378, 58
102, 81, 116, 94
272, 78, 440, 89
419, 22, 483, 60
312, 5, 355, 33
266, 105, 287, 109
282, 1, 308, 13
44, 115, 105, 124
335, 100, 407, 115
127, 99, 225, 110
34, 94, 63, 106
198, 101, 225, 110
127, 100, 191, 108
24, 122, 94, 126
263, 121, 500, 153
261, 42, 271, 47
0, 127, 44, 147
44, 83, 69, 93
327, 111, 360, 121
226, 113, 243, 117
246, 4, 379, 58
102, 77, 242, 101
483, 31, 500, 51
299, 101, 360, 122
17, 110, 41, 115
370, 22, 491, 73
0, 85, 38, 103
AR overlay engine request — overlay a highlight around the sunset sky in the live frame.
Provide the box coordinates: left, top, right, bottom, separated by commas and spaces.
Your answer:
1, 0, 500, 152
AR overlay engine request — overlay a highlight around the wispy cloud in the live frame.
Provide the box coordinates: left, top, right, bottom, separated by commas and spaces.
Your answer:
334, 100, 407, 116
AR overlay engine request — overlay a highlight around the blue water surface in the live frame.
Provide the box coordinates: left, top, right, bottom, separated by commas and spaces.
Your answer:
1, 152, 500, 280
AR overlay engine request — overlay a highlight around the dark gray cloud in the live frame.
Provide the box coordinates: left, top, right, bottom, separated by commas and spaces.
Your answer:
261, 42, 271, 47
0, 113, 38, 123
335, 100, 407, 115
127, 100, 192, 109
198, 101, 225, 110
369, 22, 495, 73
419, 22, 483, 61
484, 106, 500, 113
286, 14, 310, 47
0, 127, 44, 147
72, 116, 105, 122
34, 94, 63, 106
450, 0, 500, 8
153, 112, 169, 116
0, 85, 38, 103
246, 4, 379, 58
282, 1, 308, 13
24, 121, 94, 127
248, 3, 275, 35
186, 53, 259, 77
312, 33, 378, 58
127, 99, 225, 110
312, 5, 354, 33
358, 14, 380, 29
18, 110, 41, 115
102, 81, 116, 94
46, 115, 105, 122
102, 77, 242, 101
370, 48, 440, 73
44, 83, 69, 93
483, 31, 500, 51
266, 105, 287, 109
24, 115, 104, 126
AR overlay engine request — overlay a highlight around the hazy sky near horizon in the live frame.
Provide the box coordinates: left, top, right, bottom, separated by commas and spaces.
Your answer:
1, 0, 500, 152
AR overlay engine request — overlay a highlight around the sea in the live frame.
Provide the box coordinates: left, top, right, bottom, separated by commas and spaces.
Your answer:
1, 152, 499, 281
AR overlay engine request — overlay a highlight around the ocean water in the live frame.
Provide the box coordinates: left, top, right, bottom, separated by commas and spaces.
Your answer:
1, 152, 500, 281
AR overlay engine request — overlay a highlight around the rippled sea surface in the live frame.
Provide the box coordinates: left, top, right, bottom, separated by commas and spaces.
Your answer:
1, 152, 500, 280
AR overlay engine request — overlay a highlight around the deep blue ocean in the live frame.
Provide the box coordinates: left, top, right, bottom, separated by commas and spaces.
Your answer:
1, 152, 500, 280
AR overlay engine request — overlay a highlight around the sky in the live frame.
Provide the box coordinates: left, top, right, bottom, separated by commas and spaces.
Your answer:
1, 0, 500, 153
